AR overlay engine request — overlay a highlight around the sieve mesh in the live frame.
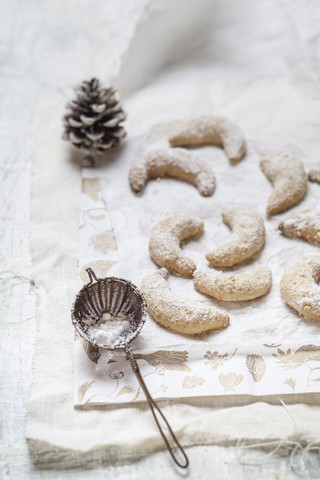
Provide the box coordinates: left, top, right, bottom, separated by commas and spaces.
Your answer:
71, 272, 147, 349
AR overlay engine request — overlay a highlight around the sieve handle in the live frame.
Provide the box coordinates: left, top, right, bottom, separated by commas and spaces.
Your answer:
86, 268, 98, 285
125, 346, 189, 469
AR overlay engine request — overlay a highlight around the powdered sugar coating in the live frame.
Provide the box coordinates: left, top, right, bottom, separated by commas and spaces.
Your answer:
206, 206, 265, 267
260, 151, 307, 216
141, 268, 230, 335
149, 214, 204, 277
280, 255, 320, 321
278, 210, 320, 243
193, 266, 272, 301
169, 115, 246, 163
308, 169, 320, 184
129, 148, 216, 196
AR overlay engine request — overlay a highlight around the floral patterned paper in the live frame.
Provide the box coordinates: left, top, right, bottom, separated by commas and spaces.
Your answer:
74, 170, 320, 406
74, 340, 320, 405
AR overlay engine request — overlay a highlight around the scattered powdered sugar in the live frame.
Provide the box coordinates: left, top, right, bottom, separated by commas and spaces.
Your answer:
87, 311, 131, 346
90, 54, 320, 348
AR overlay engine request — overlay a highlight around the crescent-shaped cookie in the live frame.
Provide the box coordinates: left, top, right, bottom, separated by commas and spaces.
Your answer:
141, 268, 230, 334
280, 255, 320, 321
169, 115, 246, 163
129, 148, 215, 196
149, 214, 204, 277
193, 266, 272, 301
206, 206, 265, 267
259, 151, 307, 216
278, 210, 320, 244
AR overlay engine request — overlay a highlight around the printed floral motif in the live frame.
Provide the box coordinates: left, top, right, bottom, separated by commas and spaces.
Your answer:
89, 230, 117, 254
295, 345, 320, 363
203, 348, 237, 370
182, 375, 205, 389
160, 384, 168, 392
109, 370, 124, 380
273, 345, 320, 389
80, 208, 110, 230
76, 332, 101, 364
135, 350, 191, 372
116, 386, 135, 398
246, 354, 266, 382
156, 366, 166, 376
85, 210, 107, 221
78, 381, 96, 404
82, 177, 101, 201
272, 345, 320, 369
284, 377, 296, 392
218, 372, 243, 392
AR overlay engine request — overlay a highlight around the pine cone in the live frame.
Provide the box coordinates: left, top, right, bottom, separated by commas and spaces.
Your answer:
63, 78, 126, 155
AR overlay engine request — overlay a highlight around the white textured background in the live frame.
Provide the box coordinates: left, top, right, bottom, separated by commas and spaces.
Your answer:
2, 0, 320, 478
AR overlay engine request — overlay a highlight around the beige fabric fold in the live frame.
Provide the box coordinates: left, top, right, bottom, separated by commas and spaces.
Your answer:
26, 0, 320, 468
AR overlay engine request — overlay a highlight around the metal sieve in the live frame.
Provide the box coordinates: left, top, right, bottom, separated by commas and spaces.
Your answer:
72, 268, 189, 469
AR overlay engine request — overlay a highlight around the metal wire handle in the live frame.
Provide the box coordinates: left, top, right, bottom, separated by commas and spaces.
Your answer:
125, 345, 189, 469
86, 267, 99, 285
83, 268, 189, 468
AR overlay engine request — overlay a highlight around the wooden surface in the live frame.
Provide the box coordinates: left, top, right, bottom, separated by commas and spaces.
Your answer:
0, 0, 319, 478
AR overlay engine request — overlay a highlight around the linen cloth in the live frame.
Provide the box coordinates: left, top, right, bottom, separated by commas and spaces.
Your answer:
27, 0, 320, 467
